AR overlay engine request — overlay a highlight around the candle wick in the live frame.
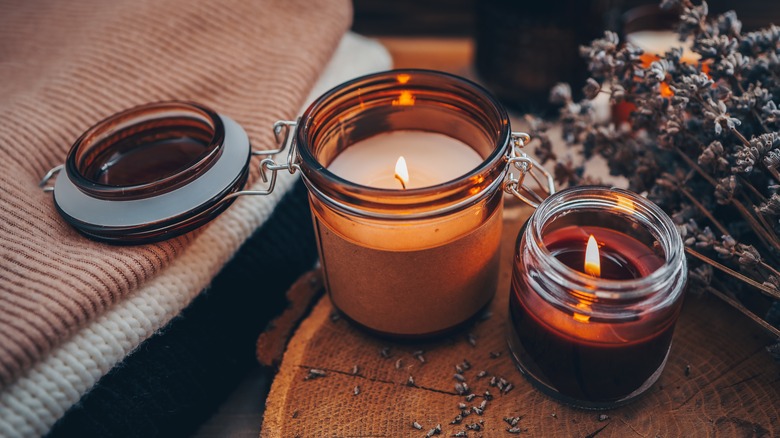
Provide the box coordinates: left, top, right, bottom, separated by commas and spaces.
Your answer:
394, 174, 407, 190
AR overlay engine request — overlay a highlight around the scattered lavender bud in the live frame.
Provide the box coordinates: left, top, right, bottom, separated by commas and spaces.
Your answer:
472, 407, 483, 416
462, 359, 472, 370
504, 416, 521, 427
407, 375, 415, 387
489, 376, 497, 387
461, 408, 471, 417
685, 364, 691, 377
466, 422, 482, 431
395, 359, 403, 369
507, 427, 522, 434
412, 421, 423, 430
380, 347, 391, 359
416, 353, 426, 364
483, 390, 493, 400
490, 351, 502, 359
292, 410, 299, 419
479, 310, 492, 321
476, 370, 487, 379
478, 400, 487, 410
462, 382, 470, 393
599, 414, 610, 422
465, 393, 477, 402
455, 364, 464, 374
467, 333, 477, 347
436, 424, 442, 433
551, 412, 557, 418
451, 415, 463, 425
455, 383, 465, 395
503, 383, 514, 394
426, 428, 438, 437
452, 432, 467, 437
454, 373, 466, 382
353, 386, 360, 396
304, 369, 326, 380
458, 402, 467, 409
351, 365, 360, 375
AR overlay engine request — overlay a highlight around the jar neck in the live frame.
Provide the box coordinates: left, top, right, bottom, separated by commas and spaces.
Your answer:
521, 186, 687, 321
296, 69, 510, 219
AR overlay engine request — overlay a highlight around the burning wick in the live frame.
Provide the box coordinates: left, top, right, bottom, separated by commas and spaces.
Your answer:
584, 234, 601, 277
394, 156, 409, 190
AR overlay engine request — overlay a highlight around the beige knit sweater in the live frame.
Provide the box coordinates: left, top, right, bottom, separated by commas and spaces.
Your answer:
0, 0, 351, 390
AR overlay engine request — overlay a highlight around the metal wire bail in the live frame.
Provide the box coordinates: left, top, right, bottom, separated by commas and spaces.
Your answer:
223, 119, 300, 200
504, 131, 556, 209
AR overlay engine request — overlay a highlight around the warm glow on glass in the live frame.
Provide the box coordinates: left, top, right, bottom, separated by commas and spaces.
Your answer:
394, 156, 409, 189
392, 90, 416, 106
396, 73, 411, 84
584, 234, 601, 277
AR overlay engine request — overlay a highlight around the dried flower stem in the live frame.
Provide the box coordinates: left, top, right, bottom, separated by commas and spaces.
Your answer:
732, 78, 772, 134
675, 146, 780, 252
679, 186, 730, 237
705, 286, 780, 338
686, 247, 780, 300
730, 126, 780, 182
729, 197, 780, 253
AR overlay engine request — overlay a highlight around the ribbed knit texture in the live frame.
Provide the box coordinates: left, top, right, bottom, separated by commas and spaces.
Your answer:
46, 180, 318, 438
0, 0, 351, 389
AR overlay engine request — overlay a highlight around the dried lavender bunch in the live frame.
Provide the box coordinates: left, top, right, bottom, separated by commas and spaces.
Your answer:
541, 0, 780, 357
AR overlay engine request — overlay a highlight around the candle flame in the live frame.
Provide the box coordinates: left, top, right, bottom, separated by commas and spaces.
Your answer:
394, 156, 409, 190
584, 234, 601, 277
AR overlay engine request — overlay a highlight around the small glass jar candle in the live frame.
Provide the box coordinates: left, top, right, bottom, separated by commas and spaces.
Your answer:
508, 186, 687, 408
295, 70, 512, 337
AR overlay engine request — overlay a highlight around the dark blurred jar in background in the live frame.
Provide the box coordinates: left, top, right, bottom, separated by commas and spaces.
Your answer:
475, 0, 620, 116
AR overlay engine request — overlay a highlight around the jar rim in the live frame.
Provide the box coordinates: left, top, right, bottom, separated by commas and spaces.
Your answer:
526, 186, 687, 303
296, 69, 511, 218
65, 101, 225, 200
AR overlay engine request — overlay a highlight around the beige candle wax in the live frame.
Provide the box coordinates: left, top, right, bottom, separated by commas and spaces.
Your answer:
314, 130, 502, 336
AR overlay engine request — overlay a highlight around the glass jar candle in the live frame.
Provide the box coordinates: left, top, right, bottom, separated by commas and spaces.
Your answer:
508, 186, 687, 408
294, 70, 513, 337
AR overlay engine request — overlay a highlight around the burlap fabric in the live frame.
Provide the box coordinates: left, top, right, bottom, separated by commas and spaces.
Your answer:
262, 213, 780, 437
0, 0, 350, 390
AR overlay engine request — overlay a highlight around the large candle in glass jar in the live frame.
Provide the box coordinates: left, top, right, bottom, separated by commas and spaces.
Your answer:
295, 70, 511, 336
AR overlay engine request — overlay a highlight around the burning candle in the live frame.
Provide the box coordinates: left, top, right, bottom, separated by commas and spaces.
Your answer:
508, 186, 687, 408
327, 131, 483, 190
296, 70, 511, 336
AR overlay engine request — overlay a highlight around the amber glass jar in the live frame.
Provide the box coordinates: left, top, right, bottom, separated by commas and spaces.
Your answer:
296, 70, 512, 337
53, 101, 251, 243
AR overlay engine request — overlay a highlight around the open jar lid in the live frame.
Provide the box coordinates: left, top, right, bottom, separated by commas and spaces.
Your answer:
47, 101, 251, 244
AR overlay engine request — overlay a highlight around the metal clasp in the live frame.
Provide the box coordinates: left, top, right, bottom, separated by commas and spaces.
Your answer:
225, 119, 300, 199
503, 132, 556, 209
39, 164, 64, 193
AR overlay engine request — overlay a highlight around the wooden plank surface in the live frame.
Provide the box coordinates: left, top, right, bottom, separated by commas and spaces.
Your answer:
261, 206, 780, 437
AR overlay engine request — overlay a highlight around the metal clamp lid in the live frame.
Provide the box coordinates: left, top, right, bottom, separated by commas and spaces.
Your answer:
503, 132, 556, 209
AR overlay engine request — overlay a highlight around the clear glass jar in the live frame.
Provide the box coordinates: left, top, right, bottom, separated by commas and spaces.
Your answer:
508, 186, 687, 408
296, 70, 511, 337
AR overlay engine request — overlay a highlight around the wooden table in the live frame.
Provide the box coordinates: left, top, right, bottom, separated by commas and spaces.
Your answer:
260, 199, 779, 437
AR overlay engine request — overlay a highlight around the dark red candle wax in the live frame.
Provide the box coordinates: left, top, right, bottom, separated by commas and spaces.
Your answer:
509, 225, 674, 405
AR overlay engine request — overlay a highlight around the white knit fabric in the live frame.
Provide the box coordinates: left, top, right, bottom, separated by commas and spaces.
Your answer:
0, 33, 391, 438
